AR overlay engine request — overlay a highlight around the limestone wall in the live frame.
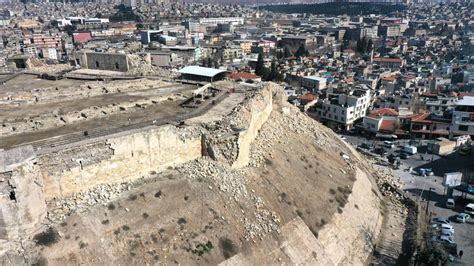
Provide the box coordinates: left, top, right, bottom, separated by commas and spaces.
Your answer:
0, 146, 47, 241
232, 85, 274, 168
39, 125, 201, 199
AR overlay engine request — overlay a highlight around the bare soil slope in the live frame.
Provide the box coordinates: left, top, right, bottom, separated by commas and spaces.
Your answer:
12, 84, 378, 265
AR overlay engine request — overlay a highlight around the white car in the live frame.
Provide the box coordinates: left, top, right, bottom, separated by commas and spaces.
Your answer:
432, 223, 454, 234
456, 213, 470, 223
438, 235, 456, 245
431, 217, 451, 225
465, 203, 474, 216
439, 230, 453, 238
446, 198, 455, 209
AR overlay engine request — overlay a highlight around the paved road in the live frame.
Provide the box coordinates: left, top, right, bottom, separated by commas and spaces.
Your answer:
340, 133, 474, 264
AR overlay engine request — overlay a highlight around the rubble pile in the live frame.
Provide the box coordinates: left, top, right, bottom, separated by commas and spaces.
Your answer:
178, 157, 281, 240
26, 58, 74, 73
47, 182, 131, 223
127, 54, 178, 78
250, 104, 350, 168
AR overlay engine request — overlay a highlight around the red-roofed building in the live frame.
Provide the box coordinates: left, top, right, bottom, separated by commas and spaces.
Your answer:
298, 93, 319, 111
228, 72, 261, 82
362, 108, 400, 134
409, 112, 451, 138
73, 32, 92, 44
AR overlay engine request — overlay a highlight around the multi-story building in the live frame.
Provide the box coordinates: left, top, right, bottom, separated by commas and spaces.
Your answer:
233, 40, 254, 54
313, 88, 371, 130
450, 96, 474, 138
30, 34, 62, 49
301, 76, 327, 92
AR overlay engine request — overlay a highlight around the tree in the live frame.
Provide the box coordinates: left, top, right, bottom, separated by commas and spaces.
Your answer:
64, 24, 77, 36
136, 23, 144, 30
255, 52, 265, 76
283, 46, 291, 58
356, 37, 368, 54
266, 60, 278, 81
294, 44, 308, 58
367, 39, 374, 53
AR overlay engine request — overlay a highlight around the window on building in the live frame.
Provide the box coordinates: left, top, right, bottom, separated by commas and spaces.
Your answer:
115, 62, 119, 70
95, 61, 100, 68
458, 125, 468, 131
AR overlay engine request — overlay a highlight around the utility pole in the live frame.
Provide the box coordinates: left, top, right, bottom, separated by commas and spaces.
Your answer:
425, 187, 435, 217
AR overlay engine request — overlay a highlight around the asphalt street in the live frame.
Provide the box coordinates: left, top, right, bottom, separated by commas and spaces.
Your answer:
339, 133, 474, 264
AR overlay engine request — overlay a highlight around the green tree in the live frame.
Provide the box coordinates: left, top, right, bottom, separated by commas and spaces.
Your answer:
267, 60, 277, 81
283, 46, 291, 58
356, 37, 368, 54
255, 52, 265, 76
64, 24, 77, 36
294, 44, 308, 58
367, 38, 373, 52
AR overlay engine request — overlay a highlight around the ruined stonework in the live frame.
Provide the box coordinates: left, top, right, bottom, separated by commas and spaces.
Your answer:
39, 125, 202, 199
0, 146, 47, 241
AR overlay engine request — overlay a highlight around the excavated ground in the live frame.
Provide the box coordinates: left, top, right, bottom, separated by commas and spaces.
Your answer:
18, 91, 365, 265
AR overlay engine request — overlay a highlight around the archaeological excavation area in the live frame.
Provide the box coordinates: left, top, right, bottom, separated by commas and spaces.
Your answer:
1, 77, 387, 265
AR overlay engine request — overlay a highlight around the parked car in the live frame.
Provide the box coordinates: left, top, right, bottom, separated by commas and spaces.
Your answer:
400, 152, 410, 159
403, 145, 418, 155
384, 141, 395, 149
464, 203, 474, 216
446, 198, 455, 209
438, 235, 456, 245
374, 147, 388, 156
438, 230, 454, 238
432, 217, 451, 226
455, 213, 470, 223
418, 168, 434, 176
358, 143, 372, 150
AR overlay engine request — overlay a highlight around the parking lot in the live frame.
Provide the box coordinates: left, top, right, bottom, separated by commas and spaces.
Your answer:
340, 133, 474, 264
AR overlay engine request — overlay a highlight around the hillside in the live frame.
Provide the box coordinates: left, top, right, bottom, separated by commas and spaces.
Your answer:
1, 83, 384, 265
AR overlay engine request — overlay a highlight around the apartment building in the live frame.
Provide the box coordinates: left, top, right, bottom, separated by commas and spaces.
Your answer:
313, 88, 371, 130
450, 96, 474, 138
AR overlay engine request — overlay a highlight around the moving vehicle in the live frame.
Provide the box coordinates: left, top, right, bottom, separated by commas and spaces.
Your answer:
403, 145, 417, 155
455, 213, 470, 223
464, 203, 474, 216
446, 198, 455, 209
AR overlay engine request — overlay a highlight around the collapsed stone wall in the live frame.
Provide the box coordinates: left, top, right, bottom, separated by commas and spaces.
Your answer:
201, 84, 275, 168
0, 146, 47, 242
39, 125, 202, 200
